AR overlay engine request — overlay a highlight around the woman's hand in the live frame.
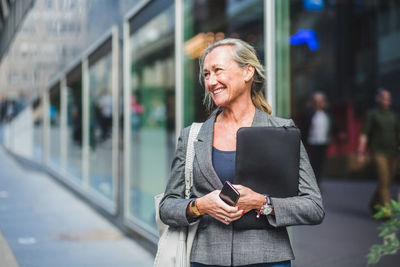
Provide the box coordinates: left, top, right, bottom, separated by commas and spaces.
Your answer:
196, 190, 243, 225
234, 185, 265, 213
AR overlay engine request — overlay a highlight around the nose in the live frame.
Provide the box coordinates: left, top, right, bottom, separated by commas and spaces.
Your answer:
206, 72, 218, 88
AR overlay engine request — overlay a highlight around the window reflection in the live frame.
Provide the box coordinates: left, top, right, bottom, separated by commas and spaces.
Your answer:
32, 99, 43, 162
88, 52, 113, 199
128, 3, 175, 228
66, 74, 83, 180
49, 85, 61, 167
280, 0, 400, 178
183, 0, 264, 125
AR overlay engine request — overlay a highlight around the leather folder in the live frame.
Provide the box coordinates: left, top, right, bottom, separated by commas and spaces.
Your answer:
233, 126, 300, 230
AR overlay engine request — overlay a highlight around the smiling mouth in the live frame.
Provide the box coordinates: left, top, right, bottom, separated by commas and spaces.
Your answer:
212, 88, 224, 95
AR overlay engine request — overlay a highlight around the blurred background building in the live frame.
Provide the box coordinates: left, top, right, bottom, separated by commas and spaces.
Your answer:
0, 0, 399, 249
0, 0, 86, 100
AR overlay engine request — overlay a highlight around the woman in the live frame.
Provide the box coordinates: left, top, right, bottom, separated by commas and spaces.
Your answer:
159, 38, 324, 267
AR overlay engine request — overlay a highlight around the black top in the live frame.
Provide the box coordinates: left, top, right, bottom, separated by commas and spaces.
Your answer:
212, 147, 236, 184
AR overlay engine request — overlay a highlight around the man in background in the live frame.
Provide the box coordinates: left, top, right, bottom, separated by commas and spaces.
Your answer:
357, 89, 400, 214
300, 92, 334, 187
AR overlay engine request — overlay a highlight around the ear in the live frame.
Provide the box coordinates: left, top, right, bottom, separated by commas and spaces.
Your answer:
244, 65, 255, 82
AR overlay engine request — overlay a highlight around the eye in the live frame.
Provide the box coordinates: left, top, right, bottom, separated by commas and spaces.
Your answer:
203, 72, 209, 78
215, 68, 222, 73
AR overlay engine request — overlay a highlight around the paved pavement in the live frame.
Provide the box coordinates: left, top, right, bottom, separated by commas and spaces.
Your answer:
1, 144, 399, 267
291, 180, 400, 267
0, 228, 18, 267
0, 147, 153, 267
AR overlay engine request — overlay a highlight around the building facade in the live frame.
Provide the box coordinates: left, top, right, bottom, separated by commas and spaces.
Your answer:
0, 0, 87, 98
1, 0, 399, 247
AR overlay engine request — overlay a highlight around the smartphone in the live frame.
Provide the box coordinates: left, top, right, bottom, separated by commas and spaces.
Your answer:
219, 181, 240, 206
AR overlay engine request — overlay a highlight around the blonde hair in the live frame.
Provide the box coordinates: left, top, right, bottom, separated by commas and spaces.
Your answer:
199, 38, 272, 114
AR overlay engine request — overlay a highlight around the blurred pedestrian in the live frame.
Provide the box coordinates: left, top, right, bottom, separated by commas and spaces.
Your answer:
159, 38, 324, 267
0, 96, 6, 123
357, 89, 400, 214
300, 92, 336, 186
96, 90, 112, 141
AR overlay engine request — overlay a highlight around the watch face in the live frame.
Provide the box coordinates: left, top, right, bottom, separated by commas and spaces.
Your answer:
262, 205, 273, 215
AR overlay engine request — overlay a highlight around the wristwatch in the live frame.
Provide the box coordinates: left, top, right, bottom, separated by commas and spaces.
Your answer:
191, 199, 202, 216
260, 194, 273, 216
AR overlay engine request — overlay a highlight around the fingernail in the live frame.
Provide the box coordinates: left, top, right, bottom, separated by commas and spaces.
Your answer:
241, 210, 245, 217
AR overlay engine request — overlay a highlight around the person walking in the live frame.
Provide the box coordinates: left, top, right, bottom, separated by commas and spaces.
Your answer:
300, 92, 335, 186
159, 38, 324, 267
357, 89, 400, 214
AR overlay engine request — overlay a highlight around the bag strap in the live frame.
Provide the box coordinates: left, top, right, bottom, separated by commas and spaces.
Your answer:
184, 122, 203, 199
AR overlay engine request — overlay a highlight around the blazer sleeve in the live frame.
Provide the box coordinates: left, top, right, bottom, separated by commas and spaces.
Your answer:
159, 126, 195, 227
267, 119, 325, 227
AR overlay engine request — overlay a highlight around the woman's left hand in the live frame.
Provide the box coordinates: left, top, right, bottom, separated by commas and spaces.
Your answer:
234, 185, 265, 213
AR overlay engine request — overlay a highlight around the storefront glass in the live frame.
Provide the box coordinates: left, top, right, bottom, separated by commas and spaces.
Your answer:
49, 85, 61, 168
88, 51, 114, 200
66, 68, 83, 181
276, 0, 400, 177
128, 1, 175, 227
183, 0, 265, 125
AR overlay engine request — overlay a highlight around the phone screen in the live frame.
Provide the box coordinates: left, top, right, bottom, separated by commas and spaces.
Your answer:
219, 181, 240, 206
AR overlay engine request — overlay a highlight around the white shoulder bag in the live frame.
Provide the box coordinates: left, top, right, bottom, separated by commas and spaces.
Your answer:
153, 122, 203, 267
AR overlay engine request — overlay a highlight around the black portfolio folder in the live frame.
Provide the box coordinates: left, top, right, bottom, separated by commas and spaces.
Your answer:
233, 126, 300, 230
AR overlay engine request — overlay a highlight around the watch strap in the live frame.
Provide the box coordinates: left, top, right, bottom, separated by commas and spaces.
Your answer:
264, 194, 272, 205
191, 199, 201, 216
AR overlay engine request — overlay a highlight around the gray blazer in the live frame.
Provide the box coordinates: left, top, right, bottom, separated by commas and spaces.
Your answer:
159, 109, 324, 266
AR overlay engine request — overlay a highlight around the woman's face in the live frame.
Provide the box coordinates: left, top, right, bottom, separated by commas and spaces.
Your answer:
203, 46, 252, 108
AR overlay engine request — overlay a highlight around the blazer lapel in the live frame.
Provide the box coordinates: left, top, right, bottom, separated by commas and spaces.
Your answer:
194, 113, 223, 189
251, 108, 272, 127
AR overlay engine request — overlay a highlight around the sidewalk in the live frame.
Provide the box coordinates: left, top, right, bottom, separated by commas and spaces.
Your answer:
0, 229, 18, 267
0, 147, 153, 267
1, 145, 399, 267
291, 179, 400, 267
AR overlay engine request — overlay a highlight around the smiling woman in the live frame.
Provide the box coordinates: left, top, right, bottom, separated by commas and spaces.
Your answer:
199, 39, 271, 117
159, 38, 324, 267
182, 0, 265, 125
202, 46, 253, 109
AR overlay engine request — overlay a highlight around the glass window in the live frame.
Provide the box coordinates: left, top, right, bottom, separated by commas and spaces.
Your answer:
49, 85, 62, 168
88, 51, 113, 200
128, 1, 175, 228
45, 0, 53, 9
183, 0, 265, 125
32, 99, 43, 162
276, 0, 400, 178
66, 67, 83, 180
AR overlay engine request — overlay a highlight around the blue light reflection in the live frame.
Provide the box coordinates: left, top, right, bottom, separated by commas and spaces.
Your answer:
289, 29, 319, 51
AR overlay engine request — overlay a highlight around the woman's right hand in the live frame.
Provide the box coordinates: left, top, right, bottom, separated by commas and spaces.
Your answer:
196, 190, 243, 225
